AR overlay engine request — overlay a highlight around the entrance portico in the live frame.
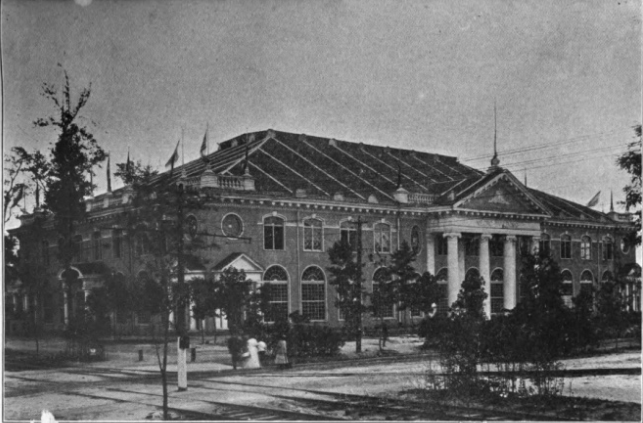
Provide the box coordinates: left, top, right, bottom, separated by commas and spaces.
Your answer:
428, 213, 543, 317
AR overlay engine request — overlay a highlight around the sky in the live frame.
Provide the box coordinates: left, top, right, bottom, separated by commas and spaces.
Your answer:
2, 0, 641, 227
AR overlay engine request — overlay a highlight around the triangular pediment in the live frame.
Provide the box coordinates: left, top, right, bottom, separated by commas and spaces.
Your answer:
212, 253, 264, 274
454, 172, 550, 216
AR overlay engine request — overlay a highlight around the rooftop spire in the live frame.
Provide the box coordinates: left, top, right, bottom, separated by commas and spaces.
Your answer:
490, 100, 500, 168
610, 190, 614, 212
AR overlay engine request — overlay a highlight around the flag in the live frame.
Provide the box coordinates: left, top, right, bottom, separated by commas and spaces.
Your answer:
200, 124, 209, 162
586, 191, 601, 207
165, 140, 180, 169
106, 154, 112, 192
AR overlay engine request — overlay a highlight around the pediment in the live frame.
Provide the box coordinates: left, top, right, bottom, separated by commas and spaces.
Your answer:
454, 173, 550, 216
212, 252, 264, 274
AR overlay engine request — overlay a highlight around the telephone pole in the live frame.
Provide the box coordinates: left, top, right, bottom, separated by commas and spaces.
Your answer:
176, 182, 188, 391
354, 215, 365, 353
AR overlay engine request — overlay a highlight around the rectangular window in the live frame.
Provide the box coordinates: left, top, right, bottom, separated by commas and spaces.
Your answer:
560, 237, 572, 259
519, 237, 531, 255
374, 223, 391, 253
264, 217, 285, 250
490, 235, 504, 257
340, 225, 357, 249
437, 236, 448, 256
113, 229, 123, 259
303, 219, 323, 251
490, 282, 504, 314
92, 232, 102, 261
436, 283, 449, 314
266, 284, 288, 322
464, 237, 478, 256
302, 284, 325, 320
603, 241, 614, 260
580, 238, 591, 260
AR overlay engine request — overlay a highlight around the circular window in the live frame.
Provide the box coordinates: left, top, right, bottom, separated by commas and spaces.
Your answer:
621, 238, 630, 254
411, 226, 421, 253
222, 214, 243, 238
186, 215, 198, 239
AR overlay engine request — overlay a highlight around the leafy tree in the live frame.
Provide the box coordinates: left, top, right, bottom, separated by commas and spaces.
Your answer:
327, 237, 369, 353
595, 280, 628, 350
211, 267, 253, 336
406, 272, 441, 316
617, 124, 641, 245
190, 277, 219, 344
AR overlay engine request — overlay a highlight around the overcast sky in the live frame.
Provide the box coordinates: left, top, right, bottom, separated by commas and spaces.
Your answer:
2, 0, 641, 223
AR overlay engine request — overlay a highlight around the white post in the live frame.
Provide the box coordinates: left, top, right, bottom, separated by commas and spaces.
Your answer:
426, 233, 435, 275
177, 338, 187, 390
445, 232, 461, 307
63, 288, 69, 326
504, 235, 517, 310
479, 234, 492, 318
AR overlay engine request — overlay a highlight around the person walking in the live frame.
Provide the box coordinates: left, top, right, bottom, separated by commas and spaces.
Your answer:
274, 338, 289, 370
227, 331, 245, 370
241, 338, 261, 369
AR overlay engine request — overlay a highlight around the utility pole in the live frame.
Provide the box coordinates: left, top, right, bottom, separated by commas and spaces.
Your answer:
176, 182, 188, 391
355, 215, 364, 353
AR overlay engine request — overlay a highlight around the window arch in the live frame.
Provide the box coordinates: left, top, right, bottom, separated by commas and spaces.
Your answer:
601, 270, 614, 282
560, 235, 571, 259
580, 270, 594, 295
301, 266, 326, 321
436, 268, 448, 314
581, 236, 591, 260
372, 267, 394, 318
263, 265, 289, 322
410, 226, 421, 254
374, 222, 391, 253
303, 218, 323, 252
465, 268, 480, 280
490, 269, 504, 315
561, 270, 573, 307
186, 215, 198, 239
603, 237, 614, 261
539, 233, 551, 256
264, 216, 285, 250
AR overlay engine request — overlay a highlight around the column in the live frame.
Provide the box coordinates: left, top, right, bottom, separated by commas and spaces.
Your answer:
426, 233, 436, 275
504, 235, 517, 310
458, 238, 465, 286
63, 288, 69, 326
479, 234, 492, 318
445, 232, 461, 307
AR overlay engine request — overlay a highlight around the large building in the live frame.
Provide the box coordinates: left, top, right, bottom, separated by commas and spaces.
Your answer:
7, 129, 639, 335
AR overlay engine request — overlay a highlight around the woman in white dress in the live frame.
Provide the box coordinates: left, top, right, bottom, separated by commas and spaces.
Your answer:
241, 338, 261, 369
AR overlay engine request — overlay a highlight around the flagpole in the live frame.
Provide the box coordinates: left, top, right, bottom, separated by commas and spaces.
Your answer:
181, 127, 185, 167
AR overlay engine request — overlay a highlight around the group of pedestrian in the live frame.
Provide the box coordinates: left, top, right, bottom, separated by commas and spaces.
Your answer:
227, 330, 289, 370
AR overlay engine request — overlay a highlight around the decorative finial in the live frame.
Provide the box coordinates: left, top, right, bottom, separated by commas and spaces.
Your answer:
490, 100, 500, 168
610, 190, 614, 212
243, 145, 251, 176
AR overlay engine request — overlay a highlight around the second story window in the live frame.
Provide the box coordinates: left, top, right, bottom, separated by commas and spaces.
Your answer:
92, 231, 102, 261
410, 226, 421, 254
264, 216, 284, 250
603, 237, 614, 261
437, 235, 448, 256
303, 218, 323, 251
340, 221, 357, 248
73, 235, 84, 261
580, 236, 591, 260
113, 229, 123, 259
560, 235, 571, 259
490, 235, 504, 257
374, 223, 391, 253
539, 234, 551, 256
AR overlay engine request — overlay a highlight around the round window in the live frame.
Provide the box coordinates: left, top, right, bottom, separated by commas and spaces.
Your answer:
222, 214, 243, 238
621, 238, 630, 254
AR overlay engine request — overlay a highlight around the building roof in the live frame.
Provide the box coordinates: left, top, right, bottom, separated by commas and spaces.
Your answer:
103, 129, 619, 226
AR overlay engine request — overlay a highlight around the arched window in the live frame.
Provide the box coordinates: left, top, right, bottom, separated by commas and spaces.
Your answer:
186, 215, 198, 239
410, 226, 421, 254
561, 270, 573, 307
264, 216, 285, 250
601, 270, 614, 283
340, 221, 357, 248
374, 222, 391, 253
301, 266, 326, 321
490, 269, 504, 315
580, 270, 594, 295
560, 235, 571, 259
263, 265, 289, 322
372, 268, 394, 318
620, 237, 631, 254
92, 231, 102, 261
581, 236, 591, 260
465, 268, 480, 280
603, 237, 614, 261
303, 218, 323, 252
436, 268, 448, 314
539, 234, 551, 256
